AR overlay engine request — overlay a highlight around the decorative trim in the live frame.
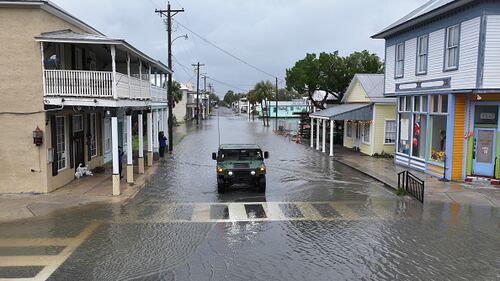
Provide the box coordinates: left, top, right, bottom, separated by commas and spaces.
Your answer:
396, 77, 451, 92
476, 13, 487, 88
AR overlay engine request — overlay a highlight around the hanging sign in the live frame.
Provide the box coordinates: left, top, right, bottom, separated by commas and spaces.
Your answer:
400, 119, 409, 141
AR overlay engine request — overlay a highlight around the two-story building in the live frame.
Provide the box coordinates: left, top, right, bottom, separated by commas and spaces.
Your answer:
373, 0, 500, 182
0, 0, 171, 194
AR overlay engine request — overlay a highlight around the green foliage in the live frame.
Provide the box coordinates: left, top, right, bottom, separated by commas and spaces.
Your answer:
285, 50, 383, 109
171, 80, 182, 104
396, 188, 407, 196
223, 90, 246, 105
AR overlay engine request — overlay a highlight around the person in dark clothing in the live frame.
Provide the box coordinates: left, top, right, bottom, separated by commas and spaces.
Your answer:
159, 131, 167, 158
118, 146, 125, 178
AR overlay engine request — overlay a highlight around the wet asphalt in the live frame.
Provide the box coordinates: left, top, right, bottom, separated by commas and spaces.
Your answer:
0, 108, 499, 280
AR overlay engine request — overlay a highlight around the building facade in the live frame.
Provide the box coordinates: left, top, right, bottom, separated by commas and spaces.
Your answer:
0, 1, 171, 194
373, 0, 500, 181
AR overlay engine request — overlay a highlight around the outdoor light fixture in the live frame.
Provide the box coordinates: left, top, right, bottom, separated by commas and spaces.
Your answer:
477, 94, 482, 100
32, 126, 43, 146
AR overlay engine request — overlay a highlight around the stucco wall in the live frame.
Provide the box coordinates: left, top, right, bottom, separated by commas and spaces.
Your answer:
0, 7, 87, 193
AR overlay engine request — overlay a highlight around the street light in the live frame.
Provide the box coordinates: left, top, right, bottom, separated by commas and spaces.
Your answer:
172, 34, 188, 44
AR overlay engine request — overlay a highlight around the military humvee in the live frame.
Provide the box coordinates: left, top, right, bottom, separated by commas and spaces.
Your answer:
212, 144, 269, 193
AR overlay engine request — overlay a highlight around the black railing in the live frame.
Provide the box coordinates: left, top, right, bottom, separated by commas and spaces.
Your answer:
397, 170, 425, 203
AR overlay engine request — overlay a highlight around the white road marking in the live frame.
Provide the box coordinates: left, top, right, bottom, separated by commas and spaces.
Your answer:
228, 203, 248, 221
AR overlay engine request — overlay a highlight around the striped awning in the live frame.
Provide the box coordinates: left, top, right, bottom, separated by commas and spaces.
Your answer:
310, 103, 373, 121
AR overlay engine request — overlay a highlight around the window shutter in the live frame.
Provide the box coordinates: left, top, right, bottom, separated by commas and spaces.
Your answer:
69, 114, 74, 168
50, 115, 58, 176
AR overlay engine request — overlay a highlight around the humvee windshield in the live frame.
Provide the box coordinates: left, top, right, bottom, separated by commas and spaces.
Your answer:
220, 149, 263, 161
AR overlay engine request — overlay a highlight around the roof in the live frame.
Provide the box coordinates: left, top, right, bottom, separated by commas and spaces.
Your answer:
342, 74, 396, 104
35, 29, 171, 74
310, 103, 373, 121
372, 0, 474, 39
219, 144, 262, 150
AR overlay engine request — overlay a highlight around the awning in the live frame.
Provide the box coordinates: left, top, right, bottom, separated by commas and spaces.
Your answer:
310, 103, 373, 121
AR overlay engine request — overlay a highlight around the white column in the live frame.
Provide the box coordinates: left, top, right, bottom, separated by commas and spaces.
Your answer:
155, 71, 158, 86
111, 114, 120, 195
138, 112, 145, 174
139, 60, 142, 98
153, 110, 159, 153
322, 119, 326, 153
147, 111, 153, 166
310, 117, 314, 147
316, 118, 320, 150
127, 53, 131, 98
247, 100, 250, 121
329, 120, 334, 157
126, 112, 134, 183
111, 45, 117, 100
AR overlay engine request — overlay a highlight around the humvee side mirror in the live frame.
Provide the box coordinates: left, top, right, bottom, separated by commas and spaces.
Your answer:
264, 151, 269, 159
212, 152, 217, 160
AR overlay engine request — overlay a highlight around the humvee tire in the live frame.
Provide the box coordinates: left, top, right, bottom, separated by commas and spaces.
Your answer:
217, 177, 226, 194
257, 176, 266, 193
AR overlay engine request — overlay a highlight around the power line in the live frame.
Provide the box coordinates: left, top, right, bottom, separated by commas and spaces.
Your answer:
173, 19, 284, 83
206, 77, 249, 93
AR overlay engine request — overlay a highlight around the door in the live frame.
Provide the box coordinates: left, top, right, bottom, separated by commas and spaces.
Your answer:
473, 128, 496, 177
72, 115, 85, 170
103, 117, 112, 163
353, 123, 361, 148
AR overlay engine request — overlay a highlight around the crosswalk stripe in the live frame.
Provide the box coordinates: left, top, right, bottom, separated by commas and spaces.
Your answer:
329, 202, 360, 220
262, 202, 286, 220
295, 203, 323, 220
191, 204, 212, 222
228, 203, 248, 221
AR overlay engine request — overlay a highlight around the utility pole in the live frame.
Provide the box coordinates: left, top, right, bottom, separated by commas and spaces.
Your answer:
192, 62, 205, 125
203, 74, 207, 120
155, 2, 184, 153
275, 77, 278, 130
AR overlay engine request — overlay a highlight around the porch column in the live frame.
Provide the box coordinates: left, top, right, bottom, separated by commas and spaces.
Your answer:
148, 65, 152, 99
155, 71, 158, 86
310, 117, 314, 147
316, 117, 320, 150
139, 60, 142, 98
247, 100, 250, 121
111, 45, 117, 100
127, 53, 131, 98
322, 119, 326, 153
147, 110, 153, 166
126, 111, 134, 183
111, 111, 120, 195
329, 120, 334, 157
138, 111, 145, 174
153, 110, 159, 154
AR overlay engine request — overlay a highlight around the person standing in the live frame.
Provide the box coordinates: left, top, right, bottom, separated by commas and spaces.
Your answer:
159, 131, 167, 158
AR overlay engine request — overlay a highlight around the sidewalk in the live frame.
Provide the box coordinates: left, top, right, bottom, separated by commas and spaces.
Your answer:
331, 146, 500, 207
0, 122, 193, 223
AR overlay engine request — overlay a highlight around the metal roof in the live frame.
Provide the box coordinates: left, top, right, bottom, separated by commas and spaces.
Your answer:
310, 103, 373, 121
342, 74, 396, 104
35, 30, 172, 74
372, 0, 474, 39
219, 144, 262, 150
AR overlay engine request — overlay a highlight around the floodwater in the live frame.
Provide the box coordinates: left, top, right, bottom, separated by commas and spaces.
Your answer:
0, 108, 499, 280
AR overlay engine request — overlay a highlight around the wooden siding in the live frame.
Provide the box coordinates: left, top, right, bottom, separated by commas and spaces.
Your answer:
372, 104, 396, 155
385, 17, 481, 94
345, 81, 370, 103
483, 15, 500, 88
451, 95, 466, 180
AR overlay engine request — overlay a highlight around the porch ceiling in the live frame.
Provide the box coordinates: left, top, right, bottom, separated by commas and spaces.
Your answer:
310, 103, 373, 121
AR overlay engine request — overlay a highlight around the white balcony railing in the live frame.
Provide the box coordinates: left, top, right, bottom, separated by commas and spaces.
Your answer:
44, 70, 166, 102
44, 69, 113, 97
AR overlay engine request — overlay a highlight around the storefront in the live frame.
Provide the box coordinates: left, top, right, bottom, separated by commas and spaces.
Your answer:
395, 94, 451, 179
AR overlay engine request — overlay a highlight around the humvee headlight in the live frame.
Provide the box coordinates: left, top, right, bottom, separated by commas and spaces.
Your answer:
259, 165, 266, 172
217, 167, 224, 173
228, 171, 233, 176
250, 171, 256, 176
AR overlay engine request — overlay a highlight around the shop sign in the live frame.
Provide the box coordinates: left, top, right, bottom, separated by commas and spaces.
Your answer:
475, 106, 498, 125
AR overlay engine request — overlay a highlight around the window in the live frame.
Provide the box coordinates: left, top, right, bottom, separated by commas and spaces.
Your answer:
416, 35, 429, 74
384, 120, 397, 144
398, 113, 411, 155
413, 96, 421, 112
430, 95, 448, 113
412, 114, 427, 159
55, 116, 66, 171
363, 124, 370, 143
73, 115, 83, 132
89, 114, 97, 157
346, 122, 352, 138
395, 43, 405, 78
429, 115, 447, 164
104, 118, 111, 153
422, 96, 428, 113
445, 25, 460, 70
399, 96, 411, 112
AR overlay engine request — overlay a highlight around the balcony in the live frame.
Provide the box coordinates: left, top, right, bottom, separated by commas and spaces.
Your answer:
44, 69, 166, 103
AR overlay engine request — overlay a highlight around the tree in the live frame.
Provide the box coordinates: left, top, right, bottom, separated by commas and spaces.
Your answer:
171, 80, 182, 105
285, 50, 383, 110
223, 90, 235, 105
249, 81, 274, 126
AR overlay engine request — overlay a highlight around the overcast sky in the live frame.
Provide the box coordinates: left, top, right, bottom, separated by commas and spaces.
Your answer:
52, 0, 427, 96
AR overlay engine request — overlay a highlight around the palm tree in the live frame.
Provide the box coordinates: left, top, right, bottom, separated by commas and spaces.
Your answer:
252, 81, 274, 126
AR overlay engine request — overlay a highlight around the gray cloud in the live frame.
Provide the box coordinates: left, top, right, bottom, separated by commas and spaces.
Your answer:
52, 0, 427, 95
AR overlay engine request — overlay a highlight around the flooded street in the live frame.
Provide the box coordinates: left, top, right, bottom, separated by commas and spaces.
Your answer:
1, 108, 499, 280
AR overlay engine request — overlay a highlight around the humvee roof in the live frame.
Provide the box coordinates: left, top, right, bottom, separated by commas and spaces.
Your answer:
219, 144, 261, 150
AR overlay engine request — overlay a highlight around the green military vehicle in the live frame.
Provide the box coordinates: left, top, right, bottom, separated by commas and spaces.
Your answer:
212, 144, 269, 193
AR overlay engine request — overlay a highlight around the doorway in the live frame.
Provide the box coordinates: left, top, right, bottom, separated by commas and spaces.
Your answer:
72, 115, 85, 170
473, 128, 496, 177
353, 122, 361, 148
